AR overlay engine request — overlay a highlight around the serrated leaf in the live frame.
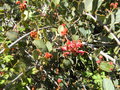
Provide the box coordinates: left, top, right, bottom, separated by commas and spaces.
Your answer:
6, 31, 18, 41
46, 41, 52, 52
103, 78, 115, 90
83, 0, 93, 12
33, 39, 48, 52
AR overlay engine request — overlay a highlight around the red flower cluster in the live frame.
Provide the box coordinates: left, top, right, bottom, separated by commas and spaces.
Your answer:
16, 1, 27, 11
110, 2, 118, 9
61, 40, 86, 56
30, 31, 37, 38
96, 60, 101, 64
57, 78, 62, 84
44, 52, 53, 59
60, 24, 68, 36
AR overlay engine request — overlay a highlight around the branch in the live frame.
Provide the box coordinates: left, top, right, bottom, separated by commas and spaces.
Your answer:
84, 12, 120, 45
82, 42, 116, 64
0, 26, 52, 54
3, 72, 24, 89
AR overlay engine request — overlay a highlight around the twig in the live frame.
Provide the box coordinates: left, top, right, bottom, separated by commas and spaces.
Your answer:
100, 51, 116, 64
0, 26, 52, 54
82, 42, 116, 64
26, 85, 31, 90
43, 70, 59, 86
103, 25, 120, 45
84, 12, 120, 45
3, 72, 24, 89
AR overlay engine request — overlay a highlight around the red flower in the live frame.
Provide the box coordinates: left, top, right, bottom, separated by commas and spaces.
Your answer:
77, 50, 86, 55
60, 28, 68, 36
57, 79, 62, 83
30, 31, 37, 38
16, 1, 21, 4
110, 2, 118, 8
76, 40, 83, 48
96, 60, 101, 64
110, 68, 113, 71
23, 1, 27, 3
44, 52, 53, 59
99, 55, 103, 60
61, 46, 68, 51
109, 62, 113, 65
63, 52, 70, 57
61, 24, 66, 27
19, 3, 26, 10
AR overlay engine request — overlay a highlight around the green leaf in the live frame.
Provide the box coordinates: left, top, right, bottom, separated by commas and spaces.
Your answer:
18, 26, 25, 32
32, 49, 40, 60
115, 8, 120, 23
79, 28, 91, 37
46, 41, 52, 52
58, 25, 64, 34
72, 35, 79, 40
92, 0, 103, 12
110, 13, 115, 30
83, 0, 93, 12
103, 78, 115, 90
33, 39, 48, 52
52, 0, 60, 6
99, 61, 114, 72
6, 31, 18, 41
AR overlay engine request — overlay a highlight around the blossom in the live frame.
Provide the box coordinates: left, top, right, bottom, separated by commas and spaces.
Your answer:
61, 46, 68, 51
110, 2, 118, 9
63, 52, 70, 57
60, 28, 68, 36
109, 62, 113, 65
16, 1, 21, 4
30, 31, 37, 38
57, 78, 62, 83
96, 60, 101, 64
44, 52, 53, 59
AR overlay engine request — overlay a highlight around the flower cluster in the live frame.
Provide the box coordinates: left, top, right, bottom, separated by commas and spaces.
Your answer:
16, 1, 27, 11
30, 31, 38, 38
60, 24, 68, 36
110, 2, 118, 9
44, 52, 53, 59
61, 40, 86, 56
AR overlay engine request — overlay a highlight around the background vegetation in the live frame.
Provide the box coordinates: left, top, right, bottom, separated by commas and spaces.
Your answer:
0, 0, 120, 90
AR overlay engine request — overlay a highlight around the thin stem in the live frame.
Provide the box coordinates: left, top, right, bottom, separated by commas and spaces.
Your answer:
84, 12, 120, 45
0, 26, 52, 54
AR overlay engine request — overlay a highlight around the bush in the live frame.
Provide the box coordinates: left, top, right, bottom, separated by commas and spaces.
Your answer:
0, 0, 120, 90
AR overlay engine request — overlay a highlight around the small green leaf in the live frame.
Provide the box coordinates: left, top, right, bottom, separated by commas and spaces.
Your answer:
103, 78, 115, 90
33, 39, 48, 52
72, 35, 79, 40
52, 0, 60, 6
46, 41, 52, 52
32, 49, 40, 60
83, 0, 93, 12
6, 31, 18, 41
115, 8, 120, 23
58, 25, 64, 34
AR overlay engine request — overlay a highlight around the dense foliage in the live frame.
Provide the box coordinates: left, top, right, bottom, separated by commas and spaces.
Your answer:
0, 0, 120, 90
